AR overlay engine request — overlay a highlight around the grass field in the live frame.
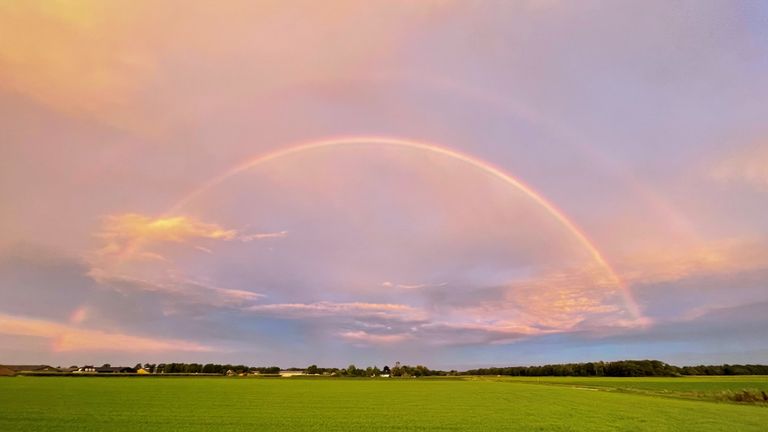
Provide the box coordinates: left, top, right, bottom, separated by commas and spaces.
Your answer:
1, 376, 766, 431
499, 375, 768, 402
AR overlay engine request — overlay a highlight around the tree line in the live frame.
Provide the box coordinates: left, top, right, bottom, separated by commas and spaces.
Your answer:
137, 363, 280, 374
306, 364, 442, 377
461, 360, 768, 377
125, 360, 768, 377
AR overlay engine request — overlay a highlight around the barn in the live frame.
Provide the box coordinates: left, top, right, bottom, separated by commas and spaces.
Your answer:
1, 365, 60, 374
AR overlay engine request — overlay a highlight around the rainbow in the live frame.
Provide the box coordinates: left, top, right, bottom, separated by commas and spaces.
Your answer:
170, 136, 643, 320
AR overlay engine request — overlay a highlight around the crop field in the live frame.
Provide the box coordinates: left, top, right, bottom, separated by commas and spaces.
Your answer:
1, 376, 766, 431
500, 375, 768, 402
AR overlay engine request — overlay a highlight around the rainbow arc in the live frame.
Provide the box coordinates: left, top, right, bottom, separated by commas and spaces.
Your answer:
168, 136, 643, 321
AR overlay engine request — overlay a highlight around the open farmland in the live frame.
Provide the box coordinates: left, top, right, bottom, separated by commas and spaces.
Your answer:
1, 376, 767, 431
501, 375, 768, 403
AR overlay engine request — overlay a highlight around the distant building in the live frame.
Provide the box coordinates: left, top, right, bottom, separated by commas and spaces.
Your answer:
279, 370, 304, 377
0, 365, 16, 376
95, 366, 135, 374
2, 365, 60, 373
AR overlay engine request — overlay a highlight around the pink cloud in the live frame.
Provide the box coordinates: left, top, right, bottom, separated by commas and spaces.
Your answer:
241, 231, 289, 241
95, 213, 237, 259
247, 301, 426, 320
88, 269, 264, 306
68, 306, 89, 324
471, 268, 631, 331
92, 213, 288, 265
339, 330, 411, 345
0, 313, 212, 353
0, 1, 448, 132
381, 281, 448, 290
711, 141, 768, 190
415, 321, 541, 345
618, 238, 768, 285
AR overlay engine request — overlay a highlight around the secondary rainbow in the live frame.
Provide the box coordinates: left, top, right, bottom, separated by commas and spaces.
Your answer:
170, 136, 643, 321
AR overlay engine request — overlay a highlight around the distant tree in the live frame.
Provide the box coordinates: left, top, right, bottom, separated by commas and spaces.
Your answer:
306, 364, 319, 375
251, 366, 280, 374
414, 365, 429, 377
101, 363, 111, 368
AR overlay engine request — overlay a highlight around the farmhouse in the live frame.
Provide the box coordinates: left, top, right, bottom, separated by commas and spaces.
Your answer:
96, 366, 135, 374
71, 366, 135, 373
0, 365, 16, 376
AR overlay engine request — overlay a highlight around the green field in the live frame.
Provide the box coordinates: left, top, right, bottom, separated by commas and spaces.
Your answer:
1, 376, 766, 431
499, 375, 768, 402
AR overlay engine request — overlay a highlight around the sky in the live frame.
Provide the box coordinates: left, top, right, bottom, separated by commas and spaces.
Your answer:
1, 0, 768, 369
